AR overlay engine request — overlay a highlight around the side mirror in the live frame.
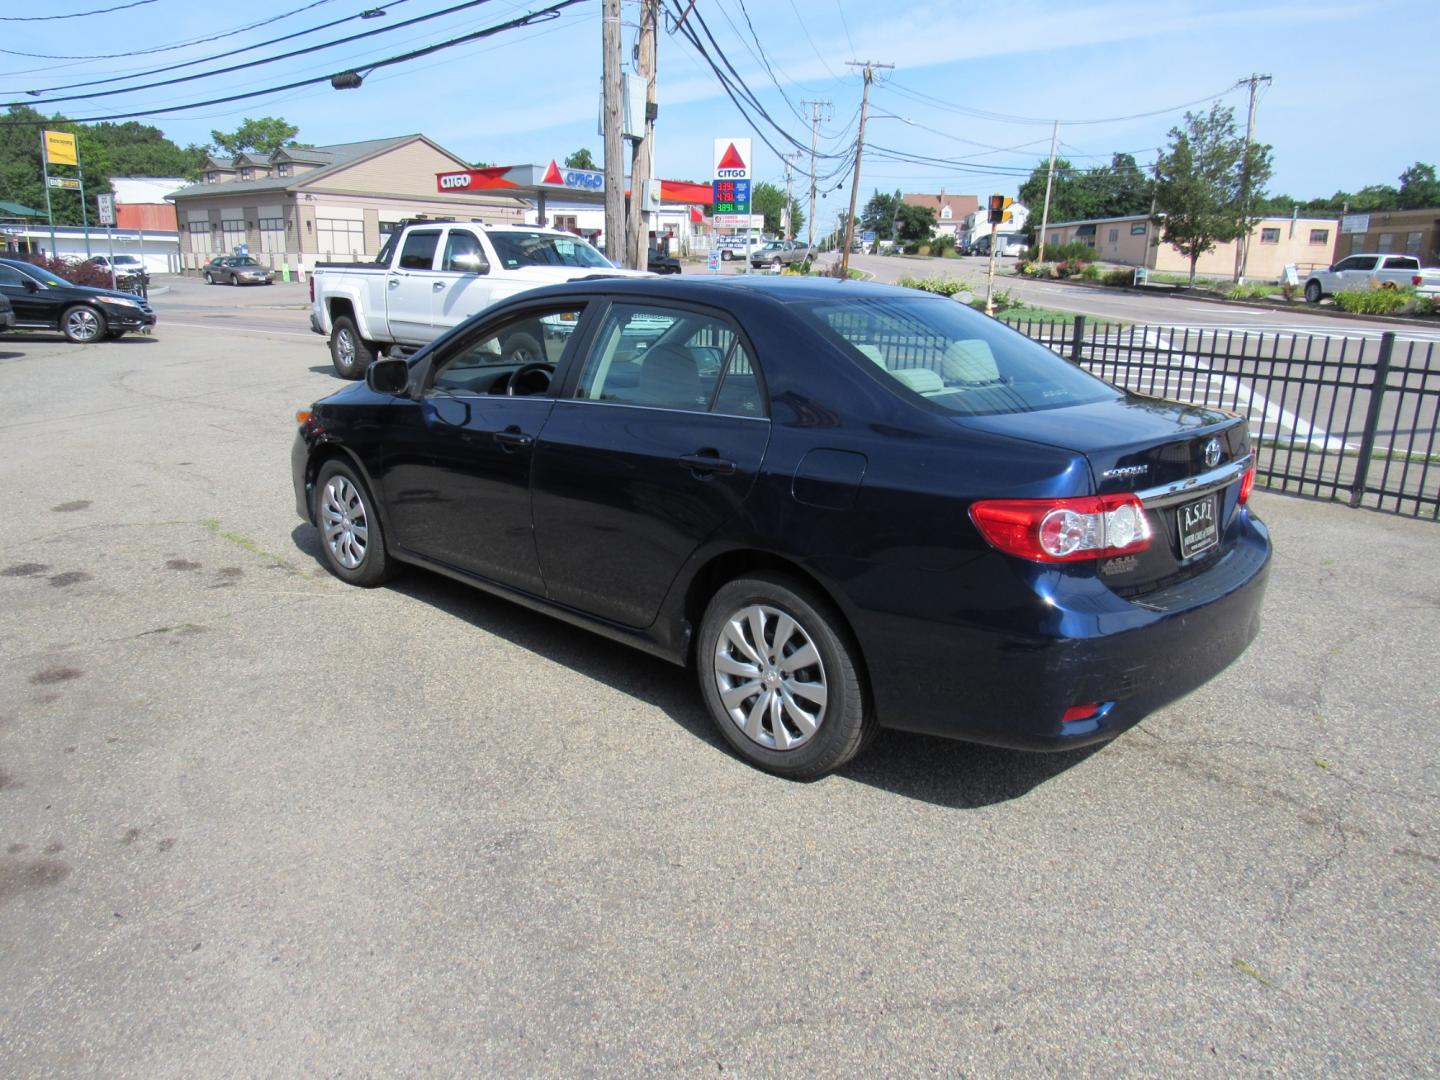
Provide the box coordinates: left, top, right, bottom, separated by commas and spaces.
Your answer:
25, 278, 39, 293
366, 357, 410, 395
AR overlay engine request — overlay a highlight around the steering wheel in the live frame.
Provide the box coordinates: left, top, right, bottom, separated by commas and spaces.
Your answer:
506, 361, 556, 396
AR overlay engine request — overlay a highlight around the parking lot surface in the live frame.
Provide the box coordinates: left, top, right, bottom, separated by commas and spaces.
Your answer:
1, 307, 1438, 1076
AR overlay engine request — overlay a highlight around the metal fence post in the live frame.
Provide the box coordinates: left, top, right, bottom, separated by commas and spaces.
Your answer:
1349, 331, 1395, 508
1068, 315, 1087, 366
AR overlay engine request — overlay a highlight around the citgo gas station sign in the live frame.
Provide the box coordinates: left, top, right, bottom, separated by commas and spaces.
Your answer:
436, 161, 606, 194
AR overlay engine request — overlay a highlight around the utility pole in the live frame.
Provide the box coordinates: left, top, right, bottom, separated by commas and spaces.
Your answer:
601, 0, 626, 264
781, 152, 799, 240
1234, 72, 1271, 283
801, 98, 831, 252
625, 0, 659, 271
841, 60, 892, 278
1036, 119, 1060, 263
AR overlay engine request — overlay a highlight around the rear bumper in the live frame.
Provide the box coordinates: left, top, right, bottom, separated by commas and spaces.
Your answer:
856, 511, 1272, 750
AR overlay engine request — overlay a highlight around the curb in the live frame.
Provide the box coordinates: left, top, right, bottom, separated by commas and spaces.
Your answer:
1026, 276, 1439, 329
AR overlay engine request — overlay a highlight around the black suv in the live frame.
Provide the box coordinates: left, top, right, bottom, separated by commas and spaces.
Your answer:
646, 247, 681, 274
0, 257, 156, 342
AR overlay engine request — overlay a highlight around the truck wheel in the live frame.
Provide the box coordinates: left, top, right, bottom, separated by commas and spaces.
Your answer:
721, 250, 732, 261
330, 316, 375, 379
1304, 280, 1322, 304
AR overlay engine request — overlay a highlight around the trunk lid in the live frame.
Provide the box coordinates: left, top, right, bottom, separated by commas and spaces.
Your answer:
961, 394, 1253, 593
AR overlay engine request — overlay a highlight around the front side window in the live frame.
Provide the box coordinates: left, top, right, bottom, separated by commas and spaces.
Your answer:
431, 306, 584, 395
1260, 228, 1281, 244
800, 295, 1118, 417
397, 229, 441, 270
1350, 256, 1379, 270
575, 304, 763, 416
441, 230, 487, 272
487, 230, 612, 270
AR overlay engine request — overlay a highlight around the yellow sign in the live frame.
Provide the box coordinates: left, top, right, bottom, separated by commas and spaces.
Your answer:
43, 129, 78, 167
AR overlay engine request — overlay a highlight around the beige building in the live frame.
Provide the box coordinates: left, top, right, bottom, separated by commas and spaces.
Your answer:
1336, 208, 1440, 264
169, 135, 527, 273
1044, 213, 1340, 280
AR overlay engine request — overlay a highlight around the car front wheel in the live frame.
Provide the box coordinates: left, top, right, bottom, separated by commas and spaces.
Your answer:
697, 574, 871, 778
203, 272, 214, 284
61, 305, 105, 343
313, 460, 393, 586
1304, 280, 1322, 304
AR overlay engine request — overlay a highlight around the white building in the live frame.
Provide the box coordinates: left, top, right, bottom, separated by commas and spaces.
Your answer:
0, 223, 179, 274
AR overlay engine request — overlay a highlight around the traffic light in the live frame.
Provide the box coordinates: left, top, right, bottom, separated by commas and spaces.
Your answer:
988, 194, 1014, 225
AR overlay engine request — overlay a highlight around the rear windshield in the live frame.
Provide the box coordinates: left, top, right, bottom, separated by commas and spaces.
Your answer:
488, 231, 613, 270
799, 294, 1119, 416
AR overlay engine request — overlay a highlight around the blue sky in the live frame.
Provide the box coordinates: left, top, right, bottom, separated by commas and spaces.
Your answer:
5, 0, 1435, 227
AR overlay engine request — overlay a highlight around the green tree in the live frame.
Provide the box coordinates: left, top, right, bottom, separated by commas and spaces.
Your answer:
860, 189, 902, 240
1152, 104, 1273, 286
209, 117, 302, 156
895, 203, 936, 245
751, 181, 803, 238
564, 148, 597, 170
1019, 152, 1152, 235
89, 121, 206, 179
1398, 162, 1440, 210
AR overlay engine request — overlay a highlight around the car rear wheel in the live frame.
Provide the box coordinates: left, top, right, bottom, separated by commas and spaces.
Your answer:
697, 573, 871, 779
61, 305, 105, 343
1304, 280, 1322, 304
313, 460, 393, 587
330, 315, 376, 379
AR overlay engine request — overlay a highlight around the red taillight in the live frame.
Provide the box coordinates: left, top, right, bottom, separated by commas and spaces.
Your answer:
970, 493, 1152, 563
1414, 275, 1423, 287
309, 275, 315, 302
1239, 465, 1256, 506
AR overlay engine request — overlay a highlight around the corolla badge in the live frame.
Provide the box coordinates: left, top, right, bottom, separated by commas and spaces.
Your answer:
1203, 438, 1222, 468
1102, 465, 1148, 480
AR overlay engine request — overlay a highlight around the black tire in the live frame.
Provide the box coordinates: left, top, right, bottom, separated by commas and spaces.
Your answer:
60, 304, 105, 344
697, 573, 871, 779
203, 272, 215, 284
720, 250, 733, 261
330, 315, 376, 379
500, 331, 543, 365
312, 459, 394, 587
1304, 280, 1322, 304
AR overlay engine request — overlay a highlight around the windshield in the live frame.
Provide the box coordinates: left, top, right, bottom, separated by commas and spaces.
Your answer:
113, 256, 142, 266
487, 231, 613, 270
232, 257, 262, 267
799, 295, 1119, 417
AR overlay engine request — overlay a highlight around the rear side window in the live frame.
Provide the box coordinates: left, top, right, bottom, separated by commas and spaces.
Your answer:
800, 295, 1118, 417
1383, 256, 1419, 270
398, 230, 441, 270
575, 304, 764, 416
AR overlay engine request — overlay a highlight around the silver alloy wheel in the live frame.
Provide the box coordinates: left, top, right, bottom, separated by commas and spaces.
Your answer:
334, 326, 356, 367
65, 307, 101, 342
712, 603, 828, 751
320, 474, 369, 570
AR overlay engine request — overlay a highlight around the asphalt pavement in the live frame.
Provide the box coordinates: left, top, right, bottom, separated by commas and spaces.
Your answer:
1, 295, 1438, 1076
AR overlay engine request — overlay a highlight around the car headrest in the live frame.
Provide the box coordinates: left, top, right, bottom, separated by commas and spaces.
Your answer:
636, 345, 702, 408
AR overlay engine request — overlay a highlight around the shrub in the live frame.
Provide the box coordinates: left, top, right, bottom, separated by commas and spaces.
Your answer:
1054, 258, 1091, 279
1079, 262, 1101, 281
1035, 240, 1100, 264
930, 234, 957, 257
1223, 282, 1279, 301
897, 275, 963, 297
1102, 268, 1135, 287
1333, 285, 1414, 315
1410, 295, 1437, 317
1280, 282, 1298, 301
967, 289, 1021, 314
20, 254, 112, 289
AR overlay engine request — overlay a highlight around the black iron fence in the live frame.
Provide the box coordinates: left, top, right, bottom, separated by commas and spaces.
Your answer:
1003, 316, 1440, 521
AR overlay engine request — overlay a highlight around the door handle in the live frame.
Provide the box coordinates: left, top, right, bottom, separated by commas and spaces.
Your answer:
494, 427, 534, 450
387, 277, 400, 288
432, 280, 447, 291
678, 452, 735, 476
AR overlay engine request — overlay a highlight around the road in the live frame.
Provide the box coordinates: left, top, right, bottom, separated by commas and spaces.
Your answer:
1, 305, 1438, 1076
844, 252, 1440, 340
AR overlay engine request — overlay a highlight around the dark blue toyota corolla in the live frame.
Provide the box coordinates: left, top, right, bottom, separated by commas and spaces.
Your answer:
292, 277, 1269, 778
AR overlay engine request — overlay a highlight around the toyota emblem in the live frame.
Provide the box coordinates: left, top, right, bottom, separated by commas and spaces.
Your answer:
1203, 438, 1222, 468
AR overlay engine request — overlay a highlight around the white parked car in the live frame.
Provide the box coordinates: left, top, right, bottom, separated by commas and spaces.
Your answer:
1304, 254, 1440, 303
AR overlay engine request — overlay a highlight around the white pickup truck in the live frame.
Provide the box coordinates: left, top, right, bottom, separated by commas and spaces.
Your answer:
1303, 253, 1440, 304
309, 220, 649, 377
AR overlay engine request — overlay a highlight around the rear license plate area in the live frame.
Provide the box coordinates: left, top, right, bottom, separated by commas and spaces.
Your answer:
1177, 494, 1218, 559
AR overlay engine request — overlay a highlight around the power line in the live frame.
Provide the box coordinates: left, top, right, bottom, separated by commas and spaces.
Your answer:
884, 79, 1241, 127
10, 0, 505, 108
0, 0, 156, 20
0, 1, 338, 62
9, 2, 409, 98
0, 0, 586, 125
